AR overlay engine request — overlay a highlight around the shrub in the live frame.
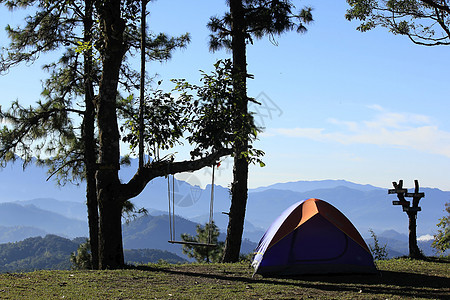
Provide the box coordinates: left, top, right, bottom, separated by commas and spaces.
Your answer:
368, 229, 388, 260
70, 240, 92, 270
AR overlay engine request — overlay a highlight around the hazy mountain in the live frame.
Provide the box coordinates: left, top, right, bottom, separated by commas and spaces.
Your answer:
0, 202, 88, 238
15, 198, 87, 221
190, 212, 265, 242
251, 179, 382, 193
367, 230, 441, 258
246, 186, 449, 238
0, 225, 47, 244
122, 214, 258, 259
0, 160, 86, 203
1, 157, 448, 245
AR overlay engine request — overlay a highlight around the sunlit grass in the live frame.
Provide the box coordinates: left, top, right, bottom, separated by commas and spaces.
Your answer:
0, 258, 448, 299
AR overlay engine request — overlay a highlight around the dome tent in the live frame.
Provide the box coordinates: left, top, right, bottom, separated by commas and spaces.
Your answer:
252, 198, 377, 276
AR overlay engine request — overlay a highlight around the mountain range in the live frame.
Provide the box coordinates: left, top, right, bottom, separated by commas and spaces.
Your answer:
0, 235, 187, 272
0, 158, 448, 260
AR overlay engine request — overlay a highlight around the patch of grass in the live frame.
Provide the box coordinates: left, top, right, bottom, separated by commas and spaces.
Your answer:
0, 258, 448, 299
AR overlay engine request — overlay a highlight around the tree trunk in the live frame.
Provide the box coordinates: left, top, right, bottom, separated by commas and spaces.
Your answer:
82, 0, 99, 270
223, 0, 248, 263
138, 0, 146, 169
98, 192, 124, 269
95, 0, 127, 269
407, 212, 423, 259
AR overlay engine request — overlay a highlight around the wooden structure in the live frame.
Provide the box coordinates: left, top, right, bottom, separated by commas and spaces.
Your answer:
388, 180, 425, 259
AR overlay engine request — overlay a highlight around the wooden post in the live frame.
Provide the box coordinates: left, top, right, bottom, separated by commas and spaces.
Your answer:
389, 180, 425, 259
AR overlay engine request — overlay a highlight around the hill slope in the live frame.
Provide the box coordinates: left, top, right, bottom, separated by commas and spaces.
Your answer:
122, 214, 257, 259
0, 235, 80, 272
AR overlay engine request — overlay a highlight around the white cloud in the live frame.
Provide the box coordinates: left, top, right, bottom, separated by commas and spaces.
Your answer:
417, 234, 434, 242
269, 107, 450, 158
367, 104, 384, 112
267, 127, 325, 139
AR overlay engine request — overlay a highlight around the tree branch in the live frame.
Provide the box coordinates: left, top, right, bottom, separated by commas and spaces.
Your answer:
46, 158, 84, 181
420, 0, 450, 14
119, 148, 233, 201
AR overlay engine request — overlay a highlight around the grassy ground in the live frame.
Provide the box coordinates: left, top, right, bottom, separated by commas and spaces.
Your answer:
0, 258, 448, 299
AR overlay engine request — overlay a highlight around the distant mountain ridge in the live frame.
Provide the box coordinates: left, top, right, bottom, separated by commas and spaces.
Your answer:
0, 202, 87, 238
246, 185, 448, 237
0, 160, 85, 203
1, 157, 448, 248
15, 198, 87, 221
251, 179, 383, 193
0, 225, 47, 244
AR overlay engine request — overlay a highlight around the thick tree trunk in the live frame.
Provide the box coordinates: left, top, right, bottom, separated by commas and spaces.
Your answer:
82, 0, 99, 270
92, 0, 234, 269
223, 0, 248, 263
95, 0, 127, 269
407, 212, 423, 259
98, 192, 124, 268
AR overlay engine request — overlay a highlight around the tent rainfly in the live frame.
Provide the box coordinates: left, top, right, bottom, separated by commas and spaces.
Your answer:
252, 198, 377, 276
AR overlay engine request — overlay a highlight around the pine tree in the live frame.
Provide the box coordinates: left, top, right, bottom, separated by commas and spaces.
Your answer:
181, 221, 225, 263
0, 0, 230, 269
207, 0, 313, 262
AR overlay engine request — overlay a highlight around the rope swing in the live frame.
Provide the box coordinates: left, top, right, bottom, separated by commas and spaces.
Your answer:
167, 164, 218, 247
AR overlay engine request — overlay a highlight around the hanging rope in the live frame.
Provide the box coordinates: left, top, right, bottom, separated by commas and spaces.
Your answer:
172, 174, 175, 240
208, 164, 215, 245
167, 164, 218, 247
167, 174, 173, 242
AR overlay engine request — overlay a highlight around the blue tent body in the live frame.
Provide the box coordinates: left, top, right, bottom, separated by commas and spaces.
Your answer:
252, 198, 377, 275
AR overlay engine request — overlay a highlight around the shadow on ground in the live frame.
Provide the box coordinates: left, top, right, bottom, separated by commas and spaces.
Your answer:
134, 264, 449, 299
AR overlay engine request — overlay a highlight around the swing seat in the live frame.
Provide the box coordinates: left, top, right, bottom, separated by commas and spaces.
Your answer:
167, 164, 220, 248
168, 240, 217, 247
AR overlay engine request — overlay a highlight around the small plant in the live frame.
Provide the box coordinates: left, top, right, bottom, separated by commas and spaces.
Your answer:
70, 240, 92, 270
238, 252, 254, 263
181, 221, 224, 263
368, 229, 388, 260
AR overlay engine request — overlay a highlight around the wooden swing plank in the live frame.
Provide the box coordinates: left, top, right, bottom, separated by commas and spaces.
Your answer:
168, 240, 217, 247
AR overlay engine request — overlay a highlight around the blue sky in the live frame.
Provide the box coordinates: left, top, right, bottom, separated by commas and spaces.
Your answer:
1, 1, 449, 191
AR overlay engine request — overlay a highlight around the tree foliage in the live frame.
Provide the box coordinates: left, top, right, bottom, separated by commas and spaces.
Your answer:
0, 235, 81, 272
432, 202, 450, 254
181, 221, 225, 263
0, 0, 190, 182
172, 59, 236, 159
346, 0, 450, 46
70, 239, 93, 270
208, 0, 313, 50
119, 59, 237, 162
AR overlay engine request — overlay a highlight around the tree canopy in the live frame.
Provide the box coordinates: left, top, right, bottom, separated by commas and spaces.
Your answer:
432, 202, 450, 254
0, 0, 233, 269
346, 0, 450, 46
